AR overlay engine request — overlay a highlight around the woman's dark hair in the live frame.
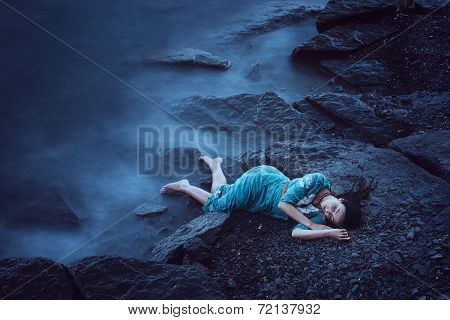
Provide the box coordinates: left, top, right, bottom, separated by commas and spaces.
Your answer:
338, 177, 375, 229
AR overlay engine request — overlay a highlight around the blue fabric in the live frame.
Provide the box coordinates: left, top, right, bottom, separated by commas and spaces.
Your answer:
202, 165, 289, 220
202, 166, 332, 229
280, 173, 332, 207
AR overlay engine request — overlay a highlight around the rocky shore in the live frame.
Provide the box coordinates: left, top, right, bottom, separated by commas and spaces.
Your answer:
1, 0, 448, 299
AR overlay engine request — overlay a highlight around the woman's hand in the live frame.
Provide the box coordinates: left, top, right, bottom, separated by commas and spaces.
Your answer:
328, 229, 350, 241
309, 223, 332, 230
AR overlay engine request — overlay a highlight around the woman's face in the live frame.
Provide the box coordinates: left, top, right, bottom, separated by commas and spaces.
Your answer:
321, 196, 346, 226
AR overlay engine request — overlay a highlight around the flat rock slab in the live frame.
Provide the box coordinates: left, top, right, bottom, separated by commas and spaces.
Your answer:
132, 198, 168, 217
146, 48, 231, 70
363, 91, 449, 133
316, 0, 396, 32
222, 2, 322, 41
292, 23, 397, 60
149, 212, 230, 263
69, 256, 225, 299
295, 91, 449, 145
170, 92, 315, 140
0, 258, 74, 299
304, 92, 398, 144
389, 130, 450, 181
320, 59, 388, 87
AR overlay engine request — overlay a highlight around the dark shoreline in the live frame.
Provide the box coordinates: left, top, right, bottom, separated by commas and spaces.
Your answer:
1, 1, 448, 300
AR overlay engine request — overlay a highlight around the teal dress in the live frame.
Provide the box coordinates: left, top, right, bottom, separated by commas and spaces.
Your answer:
202, 165, 332, 232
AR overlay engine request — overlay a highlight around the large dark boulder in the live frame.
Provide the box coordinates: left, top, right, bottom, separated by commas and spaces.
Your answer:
169, 92, 315, 140
291, 23, 397, 60
222, 1, 323, 41
320, 59, 389, 87
69, 256, 225, 299
389, 130, 450, 181
316, 0, 396, 32
149, 212, 230, 263
6, 192, 80, 227
294, 91, 449, 145
0, 257, 75, 299
303, 92, 398, 145
146, 48, 231, 70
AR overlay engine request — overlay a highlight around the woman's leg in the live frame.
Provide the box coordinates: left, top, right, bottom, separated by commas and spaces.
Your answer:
200, 156, 227, 193
160, 179, 211, 205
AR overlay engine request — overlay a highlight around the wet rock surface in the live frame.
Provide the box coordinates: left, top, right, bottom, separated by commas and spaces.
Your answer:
146, 48, 231, 70
293, 91, 449, 145
222, 1, 323, 41
316, 0, 396, 32
132, 199, 168, 217
320, 59, 389, 88
0, 258, 75, 299
389, 130, 450, 181
68, 256, 225, 299
292, 23, 398, 60
170, 92, 315, 139
148, 212, 231, 263
306, 92, 398, 144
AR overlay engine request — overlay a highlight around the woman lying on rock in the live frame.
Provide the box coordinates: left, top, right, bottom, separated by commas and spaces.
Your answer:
161, 156, 372, 241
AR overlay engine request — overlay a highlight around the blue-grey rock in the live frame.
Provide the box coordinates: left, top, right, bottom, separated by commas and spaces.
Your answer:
292, 23, 398, 60
148, 212, 230, 263
320, 59, 388, 87
0, 257, 75, 299
170, 92, 316, 141
223, 1, 323, 40
316, 0, 396, 32
389, 130, 450, 181
146, 48, 231, 70
69, 256, 225, 299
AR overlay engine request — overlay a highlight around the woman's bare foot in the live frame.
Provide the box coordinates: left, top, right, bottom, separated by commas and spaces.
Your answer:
160, 179, 190, 194
199, 155, 223, 170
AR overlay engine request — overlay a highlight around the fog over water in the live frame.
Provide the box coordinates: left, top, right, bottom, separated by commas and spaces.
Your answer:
0, 0, 328, 261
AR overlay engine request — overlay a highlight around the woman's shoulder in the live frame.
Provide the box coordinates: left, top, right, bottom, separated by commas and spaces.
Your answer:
295, 173, 331, 188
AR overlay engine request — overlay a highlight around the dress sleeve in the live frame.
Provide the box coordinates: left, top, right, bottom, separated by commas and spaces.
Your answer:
280, 173, 331, 206
280, 179, 308, 205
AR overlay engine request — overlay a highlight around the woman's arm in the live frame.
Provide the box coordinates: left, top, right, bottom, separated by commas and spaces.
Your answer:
291, 228, 331, 240
292, 228, 350, 241
278, 201, 329, 230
